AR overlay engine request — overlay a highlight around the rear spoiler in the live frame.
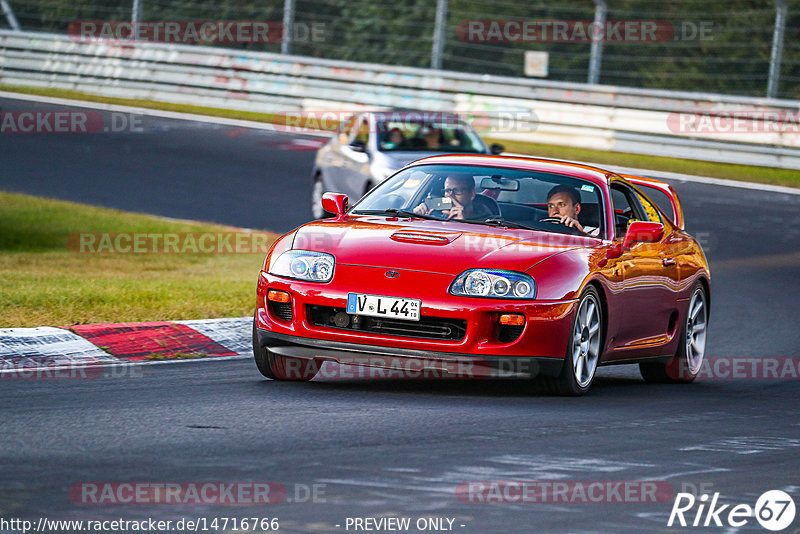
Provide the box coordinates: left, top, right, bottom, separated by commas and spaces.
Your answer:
621, 174, 684, 230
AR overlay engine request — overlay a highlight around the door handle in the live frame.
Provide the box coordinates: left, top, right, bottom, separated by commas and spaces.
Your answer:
662, 257, 676, 267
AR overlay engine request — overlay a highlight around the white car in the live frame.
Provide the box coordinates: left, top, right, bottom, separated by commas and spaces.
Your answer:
311, 111, 503, 218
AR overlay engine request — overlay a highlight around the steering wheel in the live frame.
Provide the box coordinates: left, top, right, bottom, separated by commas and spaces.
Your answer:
538, 216, 583, 236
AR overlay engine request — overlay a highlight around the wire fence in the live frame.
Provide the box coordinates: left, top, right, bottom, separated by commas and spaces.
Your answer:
2, 0, 798, 100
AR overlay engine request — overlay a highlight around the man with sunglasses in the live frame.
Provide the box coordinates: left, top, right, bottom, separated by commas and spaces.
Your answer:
413, 175, 495, 221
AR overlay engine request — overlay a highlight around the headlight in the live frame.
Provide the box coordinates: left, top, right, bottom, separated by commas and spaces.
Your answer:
270, 250, 335, 282
450, 269, 536, 299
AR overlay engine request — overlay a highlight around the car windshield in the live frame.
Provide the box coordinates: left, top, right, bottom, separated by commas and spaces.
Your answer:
351, 164, 605, 238
375, 115, 485, 153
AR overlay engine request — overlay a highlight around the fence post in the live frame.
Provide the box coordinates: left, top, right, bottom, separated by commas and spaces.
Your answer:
282, 0, 295, 54
132, 0, 141, 28
588, 0, 607, 84
1, 0, 20, 30
431, 0, 448, 70
767, 0, 787, 98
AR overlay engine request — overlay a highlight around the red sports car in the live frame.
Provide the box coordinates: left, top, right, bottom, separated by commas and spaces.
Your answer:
253, 155, 710, 395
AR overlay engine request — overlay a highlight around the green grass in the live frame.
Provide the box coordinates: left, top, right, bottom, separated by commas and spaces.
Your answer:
0, 191, 278, 327
3, 83, 799, 188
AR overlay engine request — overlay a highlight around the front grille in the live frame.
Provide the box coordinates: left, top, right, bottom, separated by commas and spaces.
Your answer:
307, 305, 467, 341
268, 301, 293, 322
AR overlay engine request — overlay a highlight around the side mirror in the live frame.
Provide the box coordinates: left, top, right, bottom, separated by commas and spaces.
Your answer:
623, 221, 663, 249
490, 143, 505, 155
349, 140, 366, 153
322, 192, 349, 218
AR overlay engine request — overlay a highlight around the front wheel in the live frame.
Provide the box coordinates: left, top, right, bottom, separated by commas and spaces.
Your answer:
640, 283, 708, 383
252, 316, 317, 381
539, 286, 603, 396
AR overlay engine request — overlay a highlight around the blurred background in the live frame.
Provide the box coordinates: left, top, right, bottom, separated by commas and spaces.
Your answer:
3, 0, 799, 99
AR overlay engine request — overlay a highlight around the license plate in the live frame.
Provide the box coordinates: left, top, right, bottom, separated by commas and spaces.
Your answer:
347, 293, 421, 321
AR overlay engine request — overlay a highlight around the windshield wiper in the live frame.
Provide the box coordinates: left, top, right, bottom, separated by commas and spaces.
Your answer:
352, 209, 440, 220
480, 217, 538, 231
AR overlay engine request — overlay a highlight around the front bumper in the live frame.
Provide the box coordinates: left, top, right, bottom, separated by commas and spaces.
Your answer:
255, 329, 566, 378
256, 268, 577, 378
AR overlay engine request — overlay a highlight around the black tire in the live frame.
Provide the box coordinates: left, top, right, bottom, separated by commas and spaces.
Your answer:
538, 286, 604, 396
640, 283, 708, 383
252, 315, 317, 381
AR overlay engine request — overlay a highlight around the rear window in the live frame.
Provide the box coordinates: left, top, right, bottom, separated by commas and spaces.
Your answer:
375, 116, 484, 153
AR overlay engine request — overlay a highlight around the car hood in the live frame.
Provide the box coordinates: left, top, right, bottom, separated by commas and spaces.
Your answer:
291, 216, 594, 275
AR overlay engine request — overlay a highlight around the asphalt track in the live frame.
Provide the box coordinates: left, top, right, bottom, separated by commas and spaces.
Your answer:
0, 97, 322, 232
2, 96, 800, 533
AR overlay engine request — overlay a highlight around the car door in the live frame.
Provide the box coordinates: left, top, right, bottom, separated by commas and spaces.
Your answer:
604, 180, 678, 358
629, 181, 699, 312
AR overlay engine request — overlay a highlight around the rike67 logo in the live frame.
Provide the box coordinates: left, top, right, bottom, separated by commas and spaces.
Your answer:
668, 490, 796, 531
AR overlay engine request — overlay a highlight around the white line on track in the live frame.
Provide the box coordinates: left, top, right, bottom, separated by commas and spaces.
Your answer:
0, 90, 332, 136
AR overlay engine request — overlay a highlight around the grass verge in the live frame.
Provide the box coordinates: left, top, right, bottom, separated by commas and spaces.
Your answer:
3, 83, 799, 188
0, 191, 277, 327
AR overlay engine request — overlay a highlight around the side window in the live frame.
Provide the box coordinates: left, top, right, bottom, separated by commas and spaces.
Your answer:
636, 191, 662, 223
610, 187, 632, 212
635, 184, 676, 225
610, 183, 648, 238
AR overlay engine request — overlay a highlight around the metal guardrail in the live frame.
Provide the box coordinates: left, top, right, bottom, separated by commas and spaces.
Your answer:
2, 30, 799, 169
